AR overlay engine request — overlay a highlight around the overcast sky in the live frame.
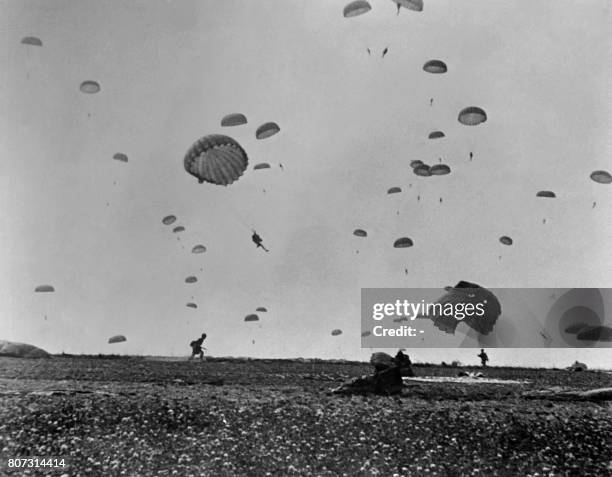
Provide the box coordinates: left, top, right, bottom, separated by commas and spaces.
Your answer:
1, 0, 611, 367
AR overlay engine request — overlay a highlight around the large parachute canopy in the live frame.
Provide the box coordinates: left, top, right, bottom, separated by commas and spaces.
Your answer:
256, 307, 267, 312
254, 163, 271, 170
343, 0, 372, 17
430, 164, 451, 176
499, 236, 513, 246
113, 153, 128, 163
353, 229, 367, 237
80, 80, 101, 94
21, 36, 43, 47
413, 165, 432, 176
590, 170, 612, 184
361, 331, 372, 337
392, 0, 423, 12
186, 303, 198, 309
184, 134, 248, 186
192, 245, 206, 254
185, 276, 198, 284
255, 122, 281, 140
35, 285, 54, 293
244, 314, 259, 322
536, 191, 556, 198
331, 329, 343, 336
173, 226, 185, 233
458, 106, 487, 126
162, 215, 176, 225
423, 60, 447, 74
393, 237, 414, 248
428, 131, 445, 139
410, 160, 424, 169
221, 113, 247, 127
577, 325, 612, 342
387, 187, 402, 194
108, 335, 126, 344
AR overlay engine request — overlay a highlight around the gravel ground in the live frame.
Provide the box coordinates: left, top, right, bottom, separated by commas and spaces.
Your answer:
1, 357, 611, 476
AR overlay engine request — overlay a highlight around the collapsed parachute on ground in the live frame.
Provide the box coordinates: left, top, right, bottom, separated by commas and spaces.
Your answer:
256, 307, 267, 312
221, 113, 247, 127
254, 163, 271, 170
255, 122, 280, 140
410, 160, 424, 169
430, 164, 451, 176
392, 0, 423, 12
0, 340, 50, 358
184, 134, 248, 186
577, 325, 612, 342
162, 215, 176, 225
186, 303, 197, 309
590, 170, 612, 184
244, 314, 259, 322
80, 80, 100, 94
173, 226, 185, 233
343, 0, 372, 17
387, 187, 402, 194
35, 285, 54, 293
361, 331, 371, 337
113, 153, 128, 163
536, 191, 556, 198
428, 131, 445, 139
353, 229, 367, 237
21, 37, 43, 47
185, 276, 197, 284
108, 335, 126, 344
423, 60, 447, 74
393, 237, 414, 248
331, 329, 343, 336
413, 165, 431, 176
192, 245, 206, 254
499, 236, 513, 246
458, 106, 487, 126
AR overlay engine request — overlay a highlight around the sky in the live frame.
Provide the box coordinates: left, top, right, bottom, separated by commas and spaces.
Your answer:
1, 0, 611, 368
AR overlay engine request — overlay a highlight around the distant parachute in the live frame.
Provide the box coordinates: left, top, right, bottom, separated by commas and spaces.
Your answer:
590, 170, 612, 184
387, 187, 402, 194
255, 122, 281, 140
162, 215, 176, 225
536, 191, 556, 198
113, 153, 128, 163
361, 331, 371, 337
430, 164, 451, 176
410, 160, 424, 169
428, 131, 445, 139
185, 276, 198, 284
173, 226, 185, 233
331, 329, 343, 336
353, 229, 367, 237
244, 314, 259, 322
254, 163, 271, 170
80, 80, 101, 94
499, 236, 513, 246
413, 165, 432, 176
186, 303, 198, 309
394, 237, 414, 248
458, 107, 487, 126
256, 307, 267, 312
21, 37, 42, 47
343, 0, 372, 17
392, 0, 423, 12
577, 325, 612, 342
423, 60, 447, 74
192, 245, 206, 254
108, 335, 126, 344
221, 113, 247, 127
35, 285, 54, 293
184, 134, 248, 186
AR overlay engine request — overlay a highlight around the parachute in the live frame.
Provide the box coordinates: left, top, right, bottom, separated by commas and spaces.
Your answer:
185, 276, 198, 283
192, 245, 206, 254
590, 170, 612, 184
254, 163, 271, 170
80, 80, 101, 94
423, 60, 447, 74
361, 331, 372, 337
108, 335, 126, 344
183, 134, 248, 186
331, 329, 343, 336
353, 229, 367, 237
113, 153, 128, 163
458, 106, 487, 126
256, 307, 267, 312
413, 165, 432, 176
21, 37, 42, 47
499, 236, 513, 246
430, 164, 451, 176
392, 0, 423, 12
255, 122, 281, 140
536, 191, 556, 198
162, 215, 176, 225
387, 187, 402, 194
35, 285, 54, 293
173, 226, 185, 233
410, 160, 424, 169
244, 314, 259, 322
221, 113, 247, 127
428, 131, 445, 139
186, 303, 198, 309
577, 325, 612, 342
343, 0, 372, 17
393, 237, 414, 248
